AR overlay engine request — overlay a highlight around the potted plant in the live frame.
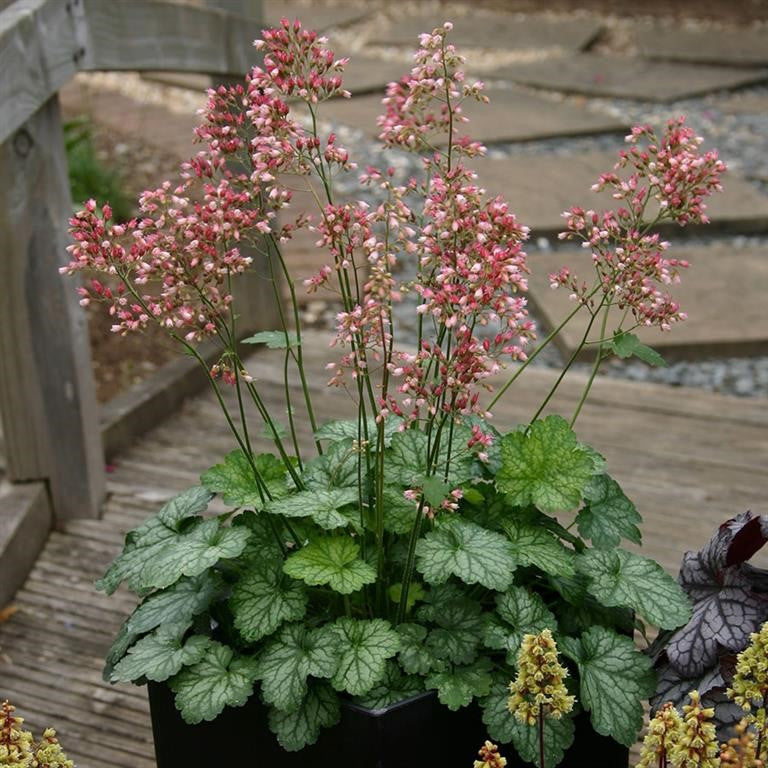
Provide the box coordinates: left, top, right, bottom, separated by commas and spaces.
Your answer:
62, 18, 727, 768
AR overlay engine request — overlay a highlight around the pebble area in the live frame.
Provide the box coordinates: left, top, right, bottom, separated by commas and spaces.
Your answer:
78, 5, 768, 397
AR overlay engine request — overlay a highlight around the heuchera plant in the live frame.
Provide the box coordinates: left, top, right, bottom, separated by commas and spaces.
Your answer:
650, 512, 768, 739
63, 20, 727, 759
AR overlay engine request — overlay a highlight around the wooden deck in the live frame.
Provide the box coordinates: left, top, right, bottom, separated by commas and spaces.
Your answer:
1, 330, 766, 767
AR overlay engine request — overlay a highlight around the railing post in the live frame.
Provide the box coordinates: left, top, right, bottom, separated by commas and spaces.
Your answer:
0, 96, 105, 524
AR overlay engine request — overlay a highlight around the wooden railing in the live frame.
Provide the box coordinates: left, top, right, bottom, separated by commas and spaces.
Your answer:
0, 0, 264, 603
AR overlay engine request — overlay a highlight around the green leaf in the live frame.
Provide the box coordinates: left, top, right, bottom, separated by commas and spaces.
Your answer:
508, 712, 575, 768
301, 439, 361, 490
111, 623, 210, 683
170, 641, 260, 724
419, 588, 484, 665
577, 548, 692, 629
422, 476, 452, 508
268, 681, 340, 752
496, 416, 594, 512
415, 517, 517, 591
283, 537, 376, 595
201, 451, 288, 508
255, 622, 340, 711
229, 562, 307, 643
494, 586, 558, 661
480, 680, 518, 743
381, 486, 418, 535
127, 573, 223, 635
388, 581, 426, 613
266, 488, 360, 530
242, 330, 300, 349
327, 618, 400, 696
315, 417, 402, 446
96, 487, 214, 594
610, 331, 667, 367
560, 626, 655, 747
503, 518, 575, 576
577, 474, 642, 549
426, 657, 493, 710
140, 519, 251, 591
103, 620, 139, 681
386, 430, 428, 486
396, 623, 436, 675
233, 511, 284, 563
354, 660, 423, 709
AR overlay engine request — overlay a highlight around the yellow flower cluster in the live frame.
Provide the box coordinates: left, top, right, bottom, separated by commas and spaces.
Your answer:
473, 740, 507, 768
0, 701, 73, 768
720, 718, 764, 768
636, 702, 683, 768
669, 690, 721, 768
729, 622, 768, 721
507, 629, 575, 726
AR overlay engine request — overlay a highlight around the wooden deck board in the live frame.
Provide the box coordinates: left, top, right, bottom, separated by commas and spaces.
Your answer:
1, 330, 766, 767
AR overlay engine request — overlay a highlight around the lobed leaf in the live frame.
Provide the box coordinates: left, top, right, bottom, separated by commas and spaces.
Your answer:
111, 622, 210, 683
201, 451, 288, 508
561, 626, 655, 747
578, 548, 691, 630
496, 416, 594, 513
425, 658, 493, 711
255, 622, 340, 711
610, 331, 667, 367
267, 681, 340, 752
503, 518, 575, 576
327, 618, 400, 697
283, 537, 376, 595
170, 641, 261, 724
241, 330, 300, 349
415, 517, 517, 591
229, 562, 307, 644
577, 474, 642, 549
96, 486, 214, 595
266, 488, 360, 530
353, 660, 423, 709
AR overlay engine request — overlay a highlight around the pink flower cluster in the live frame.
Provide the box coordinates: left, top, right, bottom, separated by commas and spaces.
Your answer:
63, 18, 360, 343
557, 117, 725, 330
378, 22, 486, 156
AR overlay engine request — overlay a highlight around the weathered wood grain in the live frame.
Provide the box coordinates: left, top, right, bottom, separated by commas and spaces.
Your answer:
0, 97, 105, 522
79, 0, 261, 75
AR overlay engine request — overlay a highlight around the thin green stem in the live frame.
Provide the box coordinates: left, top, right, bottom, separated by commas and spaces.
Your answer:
528, 296, 606, 428
570, 299, 612, 428
488, 284, 601, 411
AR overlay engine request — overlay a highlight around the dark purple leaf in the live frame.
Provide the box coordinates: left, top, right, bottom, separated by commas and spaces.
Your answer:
664, 585, 766, 677
652, 656, 743, 739
669, 511, 768, 675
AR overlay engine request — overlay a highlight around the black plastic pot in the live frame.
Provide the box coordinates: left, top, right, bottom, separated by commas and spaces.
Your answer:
148, 682, 629, 767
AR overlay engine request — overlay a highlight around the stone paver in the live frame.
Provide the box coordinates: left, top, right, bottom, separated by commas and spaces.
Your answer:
335, 55, 409, 97
319, 86, 628, 143
263, 0, 372, 30
472, 152, 768, 236
378, 11, 601, 51
490, 54, 768, 102
525, 243, 768, 360
632, 22, 768, 67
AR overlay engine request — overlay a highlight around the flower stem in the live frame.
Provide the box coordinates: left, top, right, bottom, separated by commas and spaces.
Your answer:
538, 708, 545, 768
570, 299, 612, 428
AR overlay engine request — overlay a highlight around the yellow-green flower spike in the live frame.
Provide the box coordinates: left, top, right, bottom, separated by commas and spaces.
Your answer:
720, 717, 764, 768
35, 728, 74, 768
636, 701, 683, 768
473, 740, 507, 768
728, 621, 768, 718
0, 700, 35, 768
507, 629, 575, 726
669, 690, 720, 768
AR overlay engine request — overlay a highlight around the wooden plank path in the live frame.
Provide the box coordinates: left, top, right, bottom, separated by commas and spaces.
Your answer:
1, 330, 766, 767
